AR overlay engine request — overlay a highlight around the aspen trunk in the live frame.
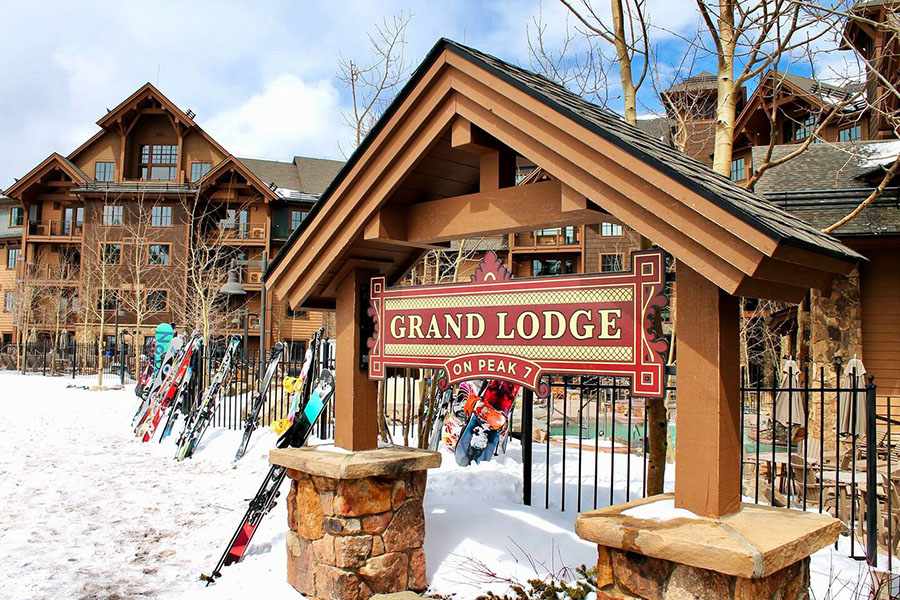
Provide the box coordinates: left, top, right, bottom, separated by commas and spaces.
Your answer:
711, 0, 737, 177
611, 0, 638, 126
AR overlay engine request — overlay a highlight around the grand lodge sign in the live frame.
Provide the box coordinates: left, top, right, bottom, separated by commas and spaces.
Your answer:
367, 250, 669, 398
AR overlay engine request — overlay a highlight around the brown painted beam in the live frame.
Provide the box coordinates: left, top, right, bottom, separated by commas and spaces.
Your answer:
363, 206, 447, 250
404, 179, 606, 244
451, 117, 505, 154
674, 261, 742, 518
334, 267, 379, 451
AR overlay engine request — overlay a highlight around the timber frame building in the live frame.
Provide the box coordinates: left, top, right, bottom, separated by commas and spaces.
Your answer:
2, 84, 341, 356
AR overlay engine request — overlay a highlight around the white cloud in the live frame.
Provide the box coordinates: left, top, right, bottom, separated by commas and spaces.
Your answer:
204, 74, 350, 161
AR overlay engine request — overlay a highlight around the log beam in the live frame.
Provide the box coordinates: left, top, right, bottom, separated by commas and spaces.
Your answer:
675, 261, 742, 518
334, 267, 379, 451
394, 180, 606, 244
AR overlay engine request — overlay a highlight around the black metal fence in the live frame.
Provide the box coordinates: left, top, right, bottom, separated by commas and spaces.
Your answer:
371, 364, 896, 568
0, 342, 136, 382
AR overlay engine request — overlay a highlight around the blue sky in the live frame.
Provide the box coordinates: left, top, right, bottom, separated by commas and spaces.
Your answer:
0, 0, 857, 188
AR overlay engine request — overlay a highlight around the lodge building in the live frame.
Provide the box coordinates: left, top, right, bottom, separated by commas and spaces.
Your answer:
1, 84, 341, 357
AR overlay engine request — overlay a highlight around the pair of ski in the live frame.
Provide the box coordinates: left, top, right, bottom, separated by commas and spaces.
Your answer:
135, 331, 203, 443
174, 336, 242, 461
202, 339, 333, 583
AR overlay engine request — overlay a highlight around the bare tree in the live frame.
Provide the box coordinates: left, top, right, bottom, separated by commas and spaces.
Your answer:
557, 0, 650, 125
338, 11, 414, 150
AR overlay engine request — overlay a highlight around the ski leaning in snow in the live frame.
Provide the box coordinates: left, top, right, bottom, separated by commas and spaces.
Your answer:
269, 328, 324, 435
232, 342, 285, 462
139, 332, 203, 443
133, 335, 184, 429
159, 336, 203, 442
202, 369, 335, 584
175, 336, 242, 460
133, 340, 155, 399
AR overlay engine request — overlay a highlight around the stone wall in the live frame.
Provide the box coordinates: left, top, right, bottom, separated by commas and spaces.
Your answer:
284, 468, 428, 600
804, 269, 863, 446
595, 547, 810, 600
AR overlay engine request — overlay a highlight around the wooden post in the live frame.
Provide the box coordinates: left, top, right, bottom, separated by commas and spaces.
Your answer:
334, 268, 379, 451
674, 261, 742, 518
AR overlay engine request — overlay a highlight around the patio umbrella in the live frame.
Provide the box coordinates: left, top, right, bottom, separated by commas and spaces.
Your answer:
775, 358, 804, 426
838, 356, 867, 437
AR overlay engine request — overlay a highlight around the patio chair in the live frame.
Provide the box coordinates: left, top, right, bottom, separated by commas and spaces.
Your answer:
786, 453, 821, 507
854, 472, 900, 558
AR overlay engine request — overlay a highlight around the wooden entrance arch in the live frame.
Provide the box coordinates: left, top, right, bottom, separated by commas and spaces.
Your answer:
265, 39, 861, 518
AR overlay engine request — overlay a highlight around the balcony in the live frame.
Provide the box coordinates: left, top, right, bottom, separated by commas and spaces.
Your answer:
27, 220, 83, 242
19, 262, 81, 284
511, 227, 581, 251
207, 222, 268, 246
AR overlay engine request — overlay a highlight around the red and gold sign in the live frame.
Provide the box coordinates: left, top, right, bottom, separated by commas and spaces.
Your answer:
367, 250, 669, 397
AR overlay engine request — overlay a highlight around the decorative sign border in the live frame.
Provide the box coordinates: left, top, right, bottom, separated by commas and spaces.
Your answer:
367, 250, 669, 398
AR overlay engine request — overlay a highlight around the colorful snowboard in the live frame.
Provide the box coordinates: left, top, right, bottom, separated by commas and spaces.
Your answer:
454, 380, 520, 466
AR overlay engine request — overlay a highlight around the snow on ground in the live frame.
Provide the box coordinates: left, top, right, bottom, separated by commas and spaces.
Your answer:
0, 373, 882, 599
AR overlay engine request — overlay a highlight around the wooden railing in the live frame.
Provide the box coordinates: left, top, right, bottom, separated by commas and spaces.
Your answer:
27, 220, 83, 239
512, 228, 580, 249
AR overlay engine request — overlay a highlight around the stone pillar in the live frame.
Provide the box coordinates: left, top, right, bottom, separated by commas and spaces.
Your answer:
575, 494, 840, 600
270, 445, 441, 600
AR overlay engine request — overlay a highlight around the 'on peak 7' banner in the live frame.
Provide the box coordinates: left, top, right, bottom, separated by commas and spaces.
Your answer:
366, 250, 669, 398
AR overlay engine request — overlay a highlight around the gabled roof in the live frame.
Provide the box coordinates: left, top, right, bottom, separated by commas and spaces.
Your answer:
734, 70, 866, 135
266, 38, 861, 309
197, 156, 280, 202
4, 153, 88, 199
68, 82, 229, 163
666, 71, 718, 93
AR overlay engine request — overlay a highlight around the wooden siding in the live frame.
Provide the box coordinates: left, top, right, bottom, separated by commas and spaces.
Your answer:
861, 248, 900, 397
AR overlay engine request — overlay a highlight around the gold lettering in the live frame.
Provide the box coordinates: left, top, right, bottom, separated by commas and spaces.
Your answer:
497, 312, 515, 339
426, 314, 442, 339
408, 315, 424, 339
543, 310, 565, 340
390, 315, 406, 338
444, 314, 462, 339
517, 311, 539, 340
465, 313, 485, 339
598, 309, 622, 340
570, 309, 594, 340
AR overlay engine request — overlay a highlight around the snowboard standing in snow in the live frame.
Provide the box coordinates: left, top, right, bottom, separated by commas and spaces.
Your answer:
175, 336, 242, 460
202, 369, 335, 584
233, 342, 285, 462
268, 328, 323, 435
133, 335, 184, 429
133, 340, 156, 399
454, 380, 520, 466
139, 331, 203, 443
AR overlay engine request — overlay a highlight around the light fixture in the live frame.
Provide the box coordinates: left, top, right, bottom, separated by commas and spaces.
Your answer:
219, 268, 246, 296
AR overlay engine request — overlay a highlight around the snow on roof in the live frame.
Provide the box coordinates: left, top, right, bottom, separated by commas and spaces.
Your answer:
857, 140, 900, 168
275, 187, 319, 202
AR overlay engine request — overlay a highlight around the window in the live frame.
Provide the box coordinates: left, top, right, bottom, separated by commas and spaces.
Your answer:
535, 226, 577, 244
98, 290, 120, 311
601, 222, 623, 237
102, 243, 121, 265
839, 125, 862, 142
190, 162, 211, 182
94, 161, 115, 182
139, 144, 178, 181
795, 115, 816, 141
144, 290, 168, 313
290, 209, 308, 230
601, 254, 624, 272
286, 306, 308, 319
9, 206, 23, 227
531, 258, 576, 276
4, 291, 13, 312
730, 157, 746, 182
151, 206, 172, 227
102, 205, 123, 226
7, 248, 20, 269
148, 244, 170, 266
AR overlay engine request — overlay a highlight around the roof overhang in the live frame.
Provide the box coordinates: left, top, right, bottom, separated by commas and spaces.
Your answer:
197, 156, 280, 202
266, 40, 861, 310
4, 153, 87, 199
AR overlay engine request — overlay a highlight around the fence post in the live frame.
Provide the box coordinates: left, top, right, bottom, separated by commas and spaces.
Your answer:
120, 342, 126, 385
42, 344, 47, 376
865, 374, 878, 566
71, 341, 76, 379
522, 388, 534, 506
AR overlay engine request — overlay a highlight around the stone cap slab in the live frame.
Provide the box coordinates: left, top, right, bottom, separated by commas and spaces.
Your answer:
574, 494, 841, 579
270, 444, 442, 480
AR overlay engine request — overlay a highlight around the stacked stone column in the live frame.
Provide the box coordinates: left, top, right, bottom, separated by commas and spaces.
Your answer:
271, 446, 440, 600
